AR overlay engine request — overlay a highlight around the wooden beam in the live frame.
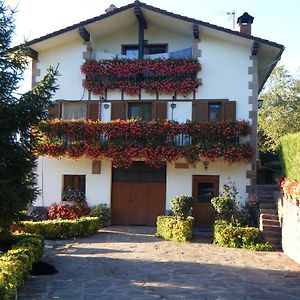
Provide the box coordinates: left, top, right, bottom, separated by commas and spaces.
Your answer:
251, 41, 259, 56
134, 1, 147, 29
134, 0, 147, 59
25, 47, 38, 60
193, 24, 199, 39
79, 27, 90, 42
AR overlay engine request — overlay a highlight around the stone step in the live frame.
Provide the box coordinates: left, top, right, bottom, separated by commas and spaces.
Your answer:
261, 224, 281, 232
257, 194, 276, 198
259, 203, 277, 209
263, 236, 282, 249
261, 219, 280, 226
260, 208, 278, 214
263, 230, 281, 238
256, 185, 280, 190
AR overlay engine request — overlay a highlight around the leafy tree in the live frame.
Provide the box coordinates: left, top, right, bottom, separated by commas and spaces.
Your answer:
258, 66, 300, 153
0, 1, 58, 241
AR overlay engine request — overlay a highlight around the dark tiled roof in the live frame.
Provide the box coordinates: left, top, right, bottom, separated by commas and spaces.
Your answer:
24, 1, 284, 50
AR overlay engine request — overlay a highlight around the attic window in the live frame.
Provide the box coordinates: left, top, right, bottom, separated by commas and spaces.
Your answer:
122, 44, 167, 58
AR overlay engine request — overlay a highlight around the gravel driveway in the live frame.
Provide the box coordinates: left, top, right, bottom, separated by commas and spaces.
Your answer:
18, 226, 300, 300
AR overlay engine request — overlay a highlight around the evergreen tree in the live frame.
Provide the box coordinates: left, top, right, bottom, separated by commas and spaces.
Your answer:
0, 1, 58, 240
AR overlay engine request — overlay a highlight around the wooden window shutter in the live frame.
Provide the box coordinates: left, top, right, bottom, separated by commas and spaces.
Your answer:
192, 101, 208, 121
88, 102, 99, 120
154, 102, 167, 120
223, 101, 236, 120
111, 102, 125, 120
48, 102, 61, 119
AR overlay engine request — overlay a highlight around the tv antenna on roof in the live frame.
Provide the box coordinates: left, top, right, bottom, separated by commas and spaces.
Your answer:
226, 10, 236, 29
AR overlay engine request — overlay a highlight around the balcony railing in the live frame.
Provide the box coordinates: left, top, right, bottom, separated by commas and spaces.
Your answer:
32, 119, 253, 168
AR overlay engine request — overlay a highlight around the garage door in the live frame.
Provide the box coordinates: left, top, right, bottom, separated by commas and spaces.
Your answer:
111, 162, 166, 226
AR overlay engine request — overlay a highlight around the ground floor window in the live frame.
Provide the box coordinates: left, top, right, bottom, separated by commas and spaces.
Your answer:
62, 175, 86, 201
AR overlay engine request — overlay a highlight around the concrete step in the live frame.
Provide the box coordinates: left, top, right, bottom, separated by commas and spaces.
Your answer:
263, 230, 281, 239
261, 224, 281, 232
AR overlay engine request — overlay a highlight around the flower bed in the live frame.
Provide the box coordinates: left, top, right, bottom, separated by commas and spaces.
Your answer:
20, 217, 100, 239
280, 178, 300, 207
81, 58, 201, 95
156, 216, 194, 242
32, 119, 253, 168
0, 233, 44, 299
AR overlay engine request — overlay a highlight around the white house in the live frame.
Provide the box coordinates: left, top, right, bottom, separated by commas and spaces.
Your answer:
26, 1, 284, 227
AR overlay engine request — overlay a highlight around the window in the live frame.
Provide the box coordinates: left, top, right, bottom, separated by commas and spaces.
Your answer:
122, 44, 168, 58
63, 103, 87, 120
208, 103, 221, 121
63, 175, 86, 191
197, 182, 215, 203
128, 103, 152, 121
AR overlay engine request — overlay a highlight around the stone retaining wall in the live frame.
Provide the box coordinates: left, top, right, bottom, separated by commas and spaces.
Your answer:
278, 195, 300, 264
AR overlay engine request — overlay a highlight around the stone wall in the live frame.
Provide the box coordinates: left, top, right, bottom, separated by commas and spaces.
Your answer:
278, 194, 300, 264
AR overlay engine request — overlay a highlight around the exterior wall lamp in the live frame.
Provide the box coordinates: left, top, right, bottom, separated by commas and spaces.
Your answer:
203, 160, 209, 170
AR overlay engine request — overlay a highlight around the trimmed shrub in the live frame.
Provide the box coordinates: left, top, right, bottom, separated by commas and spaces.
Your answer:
90, 204, 111, 227
170, 195, 194, 219
156, 216, 194, 242
213, 220, 273, 251
280, 132, 300, 181
20, 217, 100, 239
48, 202, 91, 220
0, 233, 44, 299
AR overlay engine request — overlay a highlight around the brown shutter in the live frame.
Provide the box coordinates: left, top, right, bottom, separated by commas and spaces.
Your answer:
154, 102, 167, 120
223, 101, 236, 120
88, 101, 99, 120
192, 101, 208, 121
48, 102, 61, 119
111, 102, 125, 120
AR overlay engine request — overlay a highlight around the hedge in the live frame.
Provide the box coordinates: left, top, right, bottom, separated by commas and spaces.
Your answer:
156, 216, 194, 242
213, 221, 273, 251
20, 217, 100, 239
0, 233, 44, 299
280, 132, 300, 181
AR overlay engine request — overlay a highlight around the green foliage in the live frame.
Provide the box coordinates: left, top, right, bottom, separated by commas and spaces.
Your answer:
213, 220, 273, 251
89, 204, 111, 227
0, 233, 44, 299
20, 217, 100, 239
211, 181, 239, 224
280, 132, 300, 181
258, 66, 300, 153
0, 1, 58, 239
156, 216, 194, 242
170, 195, 194, 219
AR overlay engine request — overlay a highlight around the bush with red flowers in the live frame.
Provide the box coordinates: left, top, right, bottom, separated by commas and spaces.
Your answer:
32, 119, 253, 168
48, 202, 91, 220
81, 58, 201, 95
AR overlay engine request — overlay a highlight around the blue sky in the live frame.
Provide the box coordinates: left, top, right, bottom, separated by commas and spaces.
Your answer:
6, 0, 299, 74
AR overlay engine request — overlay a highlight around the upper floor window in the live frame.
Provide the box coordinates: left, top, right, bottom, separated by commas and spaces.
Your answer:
122, 44, 168, 59
63, 103, 87, 120
208, 103, 221, 121
128, 102, 152, 121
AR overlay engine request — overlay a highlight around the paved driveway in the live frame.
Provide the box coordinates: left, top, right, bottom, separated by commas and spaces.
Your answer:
18, 226, 300, 300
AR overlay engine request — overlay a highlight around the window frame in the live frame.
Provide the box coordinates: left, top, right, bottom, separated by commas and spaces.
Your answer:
121, 44, 168, 57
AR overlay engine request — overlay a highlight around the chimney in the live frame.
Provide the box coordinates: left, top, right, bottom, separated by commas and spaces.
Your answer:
237, 12, 254, 35
105, 4, 117, 13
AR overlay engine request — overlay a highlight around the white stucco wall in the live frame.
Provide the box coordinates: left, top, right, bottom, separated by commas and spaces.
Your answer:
196, 35, 252, 120
36, 39, 86, 101
35, 157, 111, 207
166, 160, 251, 210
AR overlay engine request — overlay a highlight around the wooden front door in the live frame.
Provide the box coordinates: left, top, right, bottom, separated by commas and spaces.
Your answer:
111, 162, 166, 226
192, 175, 219, 228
